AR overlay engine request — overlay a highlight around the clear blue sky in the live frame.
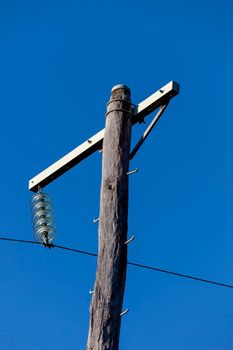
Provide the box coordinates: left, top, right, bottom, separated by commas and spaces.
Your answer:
0, 0, 233, 349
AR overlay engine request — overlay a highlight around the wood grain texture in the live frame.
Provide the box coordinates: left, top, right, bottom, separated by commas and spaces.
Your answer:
86, 86, 132, 350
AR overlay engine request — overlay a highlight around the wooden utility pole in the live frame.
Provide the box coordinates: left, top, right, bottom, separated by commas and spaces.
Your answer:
28, 79, 179, 349
86, 85, 132, 350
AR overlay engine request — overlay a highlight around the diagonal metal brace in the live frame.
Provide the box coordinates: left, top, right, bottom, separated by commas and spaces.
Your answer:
130, 102, 169, 160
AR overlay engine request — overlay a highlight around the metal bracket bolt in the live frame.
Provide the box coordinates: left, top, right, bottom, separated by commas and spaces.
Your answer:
126, 168, 139, 175
124, 235, 135, 245
119, 308, 129, 317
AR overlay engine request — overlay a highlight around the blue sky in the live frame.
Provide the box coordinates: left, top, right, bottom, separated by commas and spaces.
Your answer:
0, 0, 233, 349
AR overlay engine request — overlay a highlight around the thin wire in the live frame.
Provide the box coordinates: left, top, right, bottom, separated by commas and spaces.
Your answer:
54, 244, 97, 257
0, 237, 97, 257
127, 262, 233, 289
0, 237, 40, 245
0, 236, 233, 290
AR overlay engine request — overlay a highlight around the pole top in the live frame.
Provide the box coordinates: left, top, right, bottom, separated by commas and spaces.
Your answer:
111, 84, 130, 93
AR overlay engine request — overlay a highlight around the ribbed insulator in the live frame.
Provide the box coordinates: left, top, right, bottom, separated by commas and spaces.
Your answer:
31, 192, 55, 245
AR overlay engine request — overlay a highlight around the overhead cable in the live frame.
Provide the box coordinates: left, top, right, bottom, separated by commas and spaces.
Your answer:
0, 236, 232, 290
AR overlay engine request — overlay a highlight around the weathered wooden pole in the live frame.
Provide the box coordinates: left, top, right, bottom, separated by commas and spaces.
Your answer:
86, 85, 132, 350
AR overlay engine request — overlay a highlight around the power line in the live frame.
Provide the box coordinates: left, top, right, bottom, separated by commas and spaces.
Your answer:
0, 236, 232, 290
0, 237, 40, 245
0, 237, 98, 257
127, 261, 233, 289
54, 244, 97, 257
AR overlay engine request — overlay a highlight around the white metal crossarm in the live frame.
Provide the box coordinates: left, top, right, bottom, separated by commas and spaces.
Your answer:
29, 129, 105, 191
29, 80, 179, 192
132, 80, 179, 124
